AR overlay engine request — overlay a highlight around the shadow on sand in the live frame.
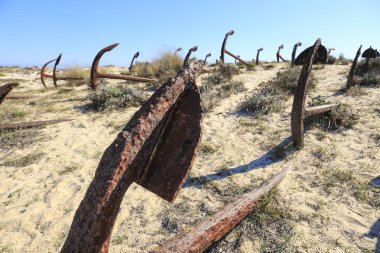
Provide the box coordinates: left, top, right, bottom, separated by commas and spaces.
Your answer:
184, 136, 294, 188
364, 218, 380, 252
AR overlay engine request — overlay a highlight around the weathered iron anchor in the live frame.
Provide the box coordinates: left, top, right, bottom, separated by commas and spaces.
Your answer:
128, 51, 140, 74
291, 42, 302, 67
276, 44, 287, 62
61, 61, 204, 253
90, 43, 157, 90
291, 38, 338, 149
220, 30, 251, 66
256, 47, 263, 65
40, 54, 85, 88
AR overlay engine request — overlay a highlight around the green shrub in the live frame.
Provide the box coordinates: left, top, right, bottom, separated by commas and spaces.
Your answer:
274, 68, 316, 94
88, 85, 145, 111
238, 85, 286, 116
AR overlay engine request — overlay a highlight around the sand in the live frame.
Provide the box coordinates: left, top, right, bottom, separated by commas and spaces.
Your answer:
0, 63, 379, 252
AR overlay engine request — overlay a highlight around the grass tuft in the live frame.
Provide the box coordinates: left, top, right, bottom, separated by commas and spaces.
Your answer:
87, 85, 146, 111
2, 151, 44, 167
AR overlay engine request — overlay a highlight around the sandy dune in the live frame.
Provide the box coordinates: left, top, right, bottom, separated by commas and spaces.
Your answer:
0, 63, 379, 252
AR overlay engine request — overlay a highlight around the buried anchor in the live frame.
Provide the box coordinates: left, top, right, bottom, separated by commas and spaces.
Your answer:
291, 42, 302, 67
90, 43, 157, 90
256, 48, 263, 65
0, 82, 19, 106
220, 30, 251, 66
291, 38, 338, 149
40, 54, 85, 88
61, 61, 204, 253
276, 44, 287, 62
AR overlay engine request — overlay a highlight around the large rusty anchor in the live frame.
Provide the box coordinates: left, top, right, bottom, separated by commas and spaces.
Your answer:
346, 45, 362, 89
174, 47, 182, 55
220, 30, 250, 66
0, 82, 19, 106
40, 54, 85, 88
61, 61, 204, 253
276, 44, 287, 62
294, 43, 327, 66
291, 39, 338, 149
256, 47, 263, 65
183, 46, 198, 67
291, 42, 302, 67
90, 43, 157, 90
128, 51, 140, 74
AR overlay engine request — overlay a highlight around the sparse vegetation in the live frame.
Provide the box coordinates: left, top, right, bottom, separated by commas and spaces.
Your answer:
238, 85, 286, 116
199, 142, 218, 156
208, 191, 294, 253
2, 151, 44, 167
87, 85, 146, 111
133, 51, 183, 81
0, 129, 42, 149
307, 103, 358, 131
62, 66, 90, 86
0, 108, 26, 122
337, 54, 351, 65
345, 86, 366, 96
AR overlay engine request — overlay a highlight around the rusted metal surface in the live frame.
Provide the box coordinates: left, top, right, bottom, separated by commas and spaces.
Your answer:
41, 54, 84, 88
276, 44, 287, 62
224, 50, 250, 66
291, 42, 302, 67
61, 62, 204, 253
304, 103, 338, 117
256, 48, 263, 65
183, 46, 198, 67
90, 43, 157, 90
0, 83, 19, 105
291, 39, 321, 149
220, 30, 234, 63
347, 45, 362, 89
155, 168, 290, 253
235, 55, 240, 64
128, 51, 140, 73
294, 44, 327, 66
0, 118, 73, 130
203, 53, 211, 64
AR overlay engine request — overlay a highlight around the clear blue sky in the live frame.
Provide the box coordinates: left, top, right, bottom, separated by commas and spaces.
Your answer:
1, 0, 379, 67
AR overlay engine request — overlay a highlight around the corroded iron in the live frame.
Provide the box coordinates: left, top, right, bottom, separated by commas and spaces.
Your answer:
276, 44, 287, 62
183, 46, 198, 67
90, 43, 157, 90
40, 54, 85, 88
128, 51, 140, 73
291, 42, 302, 67
61, 62, 204, 253
347, 45, 362, 89
291, 39, 337, 149
294, 44, 328, 66
256, 48, 263, 65
224, 50, 250, 66
156, 168, 289, 253
0, 82, 19, 105
220, 30, 234, 63
203, 53, 211, 64
0, 118, 73, 130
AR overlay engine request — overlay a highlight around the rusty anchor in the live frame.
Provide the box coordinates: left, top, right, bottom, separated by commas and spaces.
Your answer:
40, 54, 85, 88
294, 43, 328, 66
0, 82, 19, 106
291, 42, 302, 67
362, 46, 378, 73
203, 53, 211, 64
128, 51, 140, 74
256, 48, 263, 65
347, 45, 362, 89
90, 43, 157, 90
291, 39, 338, 149
183, 46, 198, 67
61, 61, 204, 253
276, 44, 287, 62
156, 168, 289, 253
220, 30, 250, 66
174, 47, 182, 55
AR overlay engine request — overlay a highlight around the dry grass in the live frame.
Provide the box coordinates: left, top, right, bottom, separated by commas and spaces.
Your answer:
2, 151, 44, 167
133, 52, 183, 80
62, 66, 90, 86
